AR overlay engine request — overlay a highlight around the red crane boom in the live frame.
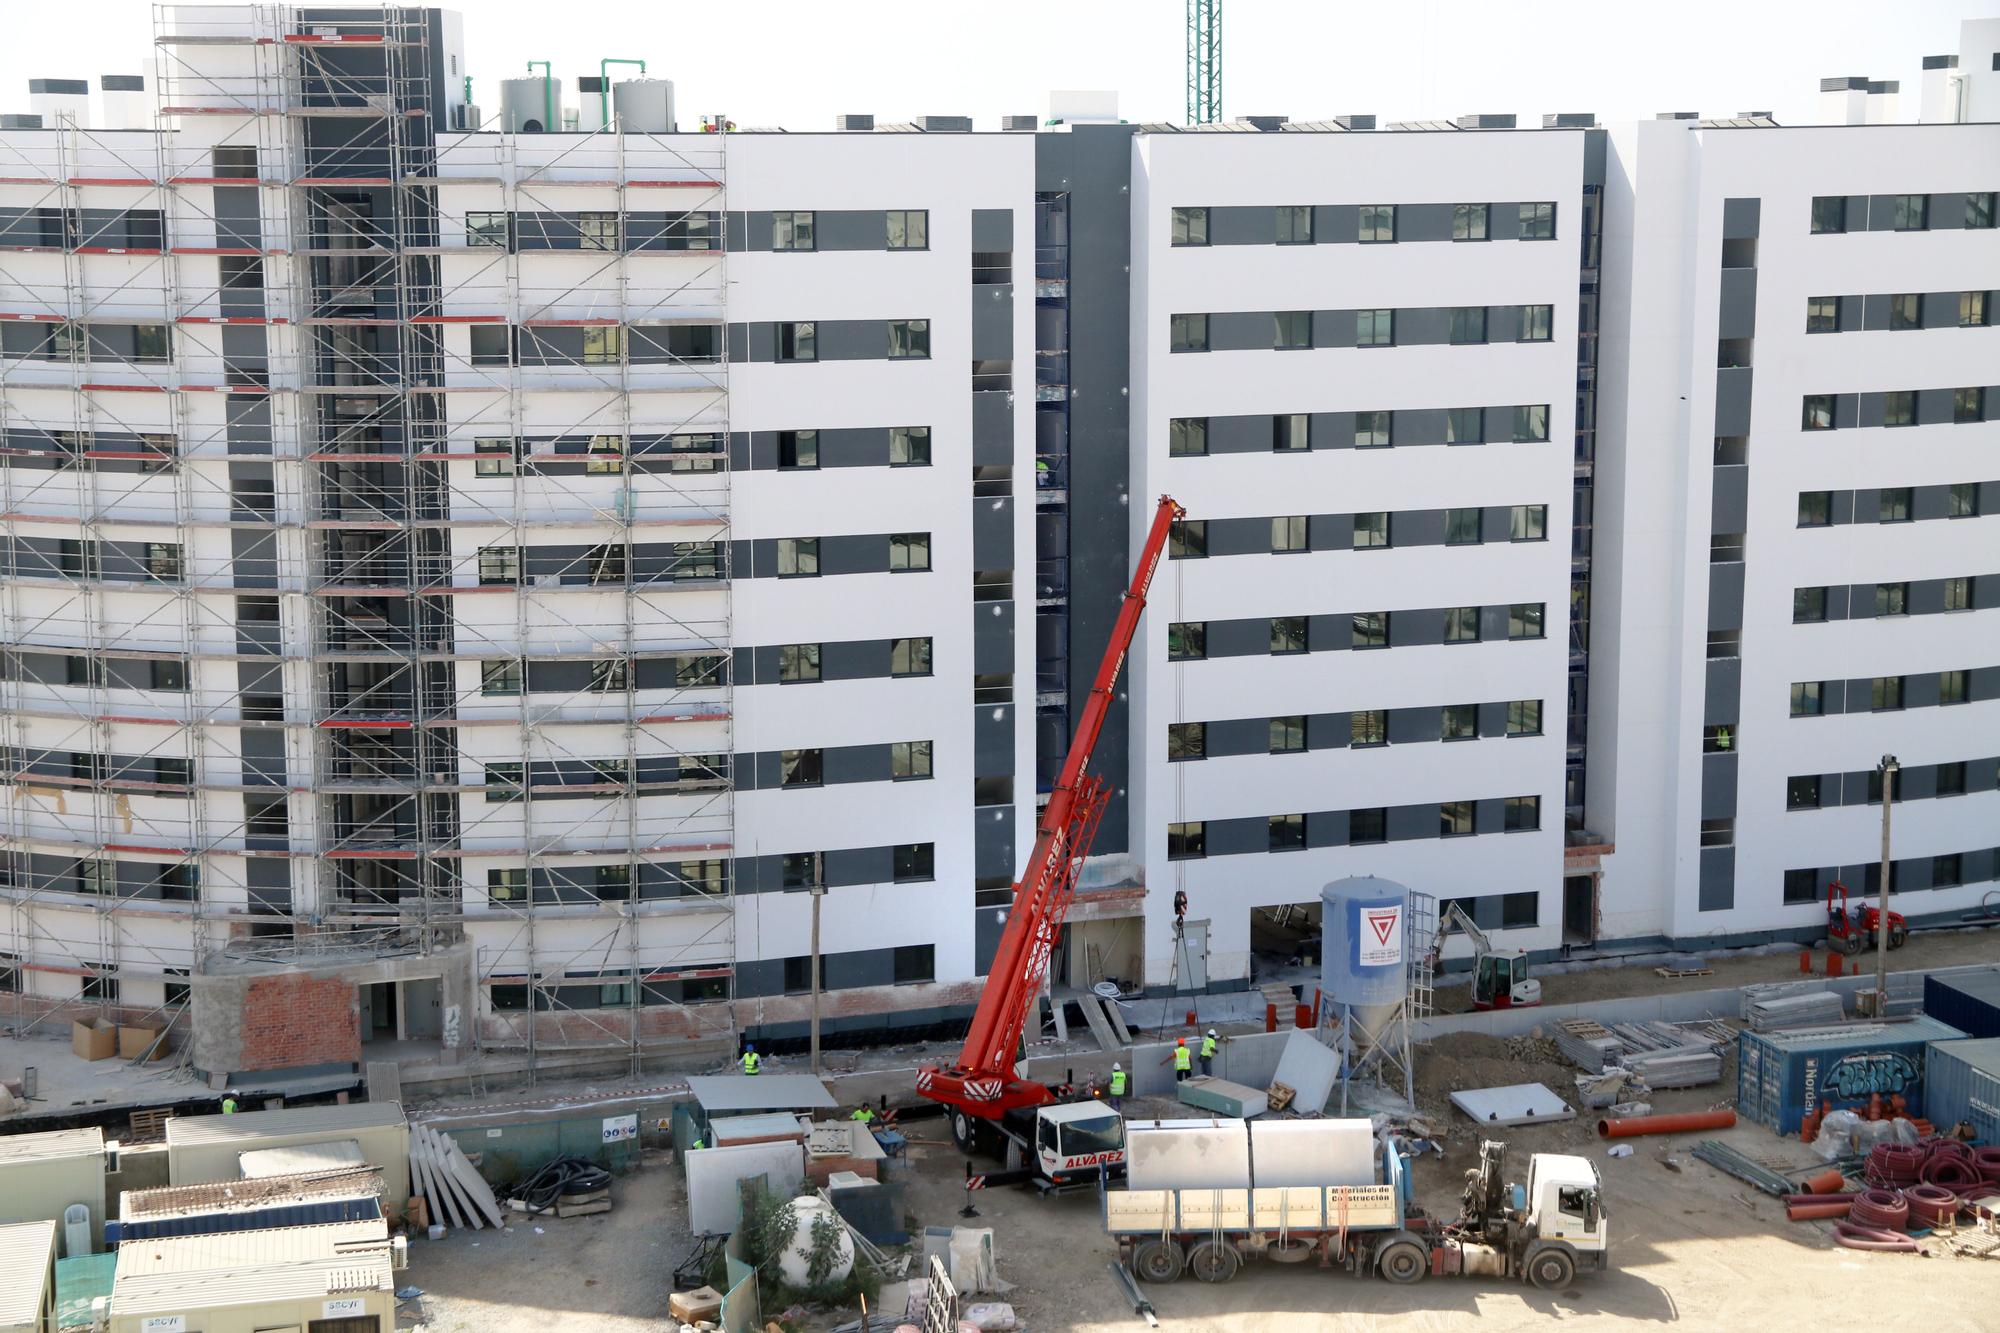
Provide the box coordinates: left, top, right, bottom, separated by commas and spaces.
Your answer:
918, 495, 1185, 1118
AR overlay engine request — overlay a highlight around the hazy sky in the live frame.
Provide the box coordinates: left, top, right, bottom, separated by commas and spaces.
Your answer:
2, 0, 1995, 130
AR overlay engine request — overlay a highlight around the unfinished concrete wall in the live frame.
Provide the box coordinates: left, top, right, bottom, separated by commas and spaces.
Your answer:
191, 970, 361, 1076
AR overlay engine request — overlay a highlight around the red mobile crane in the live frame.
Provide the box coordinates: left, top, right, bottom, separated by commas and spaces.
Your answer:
917, 495, 1185, 1188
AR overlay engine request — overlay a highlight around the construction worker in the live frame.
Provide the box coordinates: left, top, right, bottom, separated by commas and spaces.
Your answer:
850, 1105, 877, 1125
1107, 1063, 1127, 1111
220, 1094, 238, 1114
1170, 1038, 1192, 1083
1714, 725, 1732, 752
1200, 1028, 1219, 1077
741, 1044, 761, 1076
690, 1136, 706, 1151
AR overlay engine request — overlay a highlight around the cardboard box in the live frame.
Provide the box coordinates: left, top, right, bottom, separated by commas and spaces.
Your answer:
72, 1019, 116, 1062
118, 1023, 166, 1061
669, 1286, 724, 1323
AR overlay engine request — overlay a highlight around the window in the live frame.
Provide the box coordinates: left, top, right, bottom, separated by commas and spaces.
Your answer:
144, 543, 182, 581
481, 660, 523, 696
1273, 414, 1311, 451
676, 654, 727, 688
78, 859, 115, 897
1169, 520, 1206, 559
1168, 721, 1206, 761
1269, 715, 1305, 753
1268, 813, 1306, 851
1501, 892, 1539, 929
889, 532, 931, 571
1359, 204, 1396, 242
1806, 296, 1840, 333
1167, 822, 1205, 859
1879, 488, 1912, 523
1801, 395, 1835, 430
1789, 681, 1823, 717
581, 326, 624, 365
892, 944, 935, 985
1271, 515, 1307, 554
781, 748, 823, 787
890, 636, 932, 676
1444, 305, 1489, 346
466, 211, 508, 248
893, 842, 935, 882
1504, 795, 1541, 831
478, 545, 520, 585
585, 543, 627, 585
1937, 761, 1967, 796
1352, 611, 1388, 648
890, 425, 931, 466
1171, 207, 1209, 246
1810, 196, 1846, 234
1170, 417, 1208, 457
1452, 203, 1489, 241
1784, 868, 1821, 904
1797, 491, 1831, 527
1510, 504, 1547, 542
886, 209, 928, 249
151, 660, 186, 691
1945, 577, 1972, 612
1956, 386, 1986, 423
1508, 699, 1542, 736
1787, 776, 1822, 810
1356, 308, 1394, 346
887, 319, 930, 359
1519, 202, 1556, 239
1170, 313, 1209, 352
484, 763, 524, 801
778, 321, 817, 361
1446, 507, 1483, 546
1168, 622, 1205, 661
1794, 587, 1828, 622
66, 655, 105, 688
587, 657, 628, 693
1275, 205, 1313, 244
1513, 404, 1550, 442
1350, 709, 1387, 747
1448, 408, 1485, 445
778, 643, 821, 683
1353, 411, 1392, 448
1875, 581, 1908, 617
1349, 807, 1387, 844
1969, 192, 1997, 229
213, 144, 258, 178
1440, 801, 1475, 837
1889, 293, 1922, 331
474, 436, 516, 477
1353, 511, 1390, 549
778, 429, 818, 470
1443, 703, 1477, 740
1934, 853, 1964, 887
1891, 194, 1928, 231
1273, 310, 1312, 350
777, 537, 819, 577
772, 211, 815, 250
1963, 291, 1991, 328
1269, 616, 1308, 654
1940, 668, 1968, 704
582, 435, 624, 474
80, 971, 118, 1004
892, 739, 933, 780
1508, 603, 1545, 639
1518, 305, 1553, 342
1444, 606, 1481, 643
1870, 675, 1904, 710
576, 212, 618, 251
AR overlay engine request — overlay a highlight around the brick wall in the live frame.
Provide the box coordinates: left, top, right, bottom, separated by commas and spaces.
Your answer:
236, 972, 360, 1071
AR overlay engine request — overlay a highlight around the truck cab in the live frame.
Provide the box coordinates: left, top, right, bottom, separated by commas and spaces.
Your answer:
1522, 1153, 1608, 1262
1033, 1100, 1126, 1181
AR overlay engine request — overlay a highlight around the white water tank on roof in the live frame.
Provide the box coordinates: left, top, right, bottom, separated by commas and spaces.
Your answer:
615, 78, 676, 133
500, 76, 561, 133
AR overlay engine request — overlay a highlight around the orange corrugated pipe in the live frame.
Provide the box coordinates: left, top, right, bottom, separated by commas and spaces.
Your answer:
1596, 1109, 1738, 1139
1788, 1200, 1853, 1221
1801, 1168, 1847, 1194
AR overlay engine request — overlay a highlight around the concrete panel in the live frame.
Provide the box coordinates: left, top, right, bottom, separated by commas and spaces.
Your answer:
685, 1141, 806, 1235
1698, 847, 1736, 912
974, 804, 1015, 878
1721, 197, 1762, 239
1712, 464, 1748, 532
971, 208, 1013, 252
1123, 1119, 1251, 1189
974, 703, 1014, 778
1704, 658, 1741, 726
1713, 366, 1753, 436
974, 496, 1014, 568
972, 283, 1013, 361
1252, 1118, 1376, 1186
1708, 562, 1744, 631
974, 599, 1013, 674
1701, 753, 1738, 819
972, 390, 1012, 466
1718, 267, 1757, 340
1265, 1030, 1343, 1121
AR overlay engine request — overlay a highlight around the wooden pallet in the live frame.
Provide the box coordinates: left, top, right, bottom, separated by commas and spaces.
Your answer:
126, 1107, 175, 1144
1655, 967, 1714, 979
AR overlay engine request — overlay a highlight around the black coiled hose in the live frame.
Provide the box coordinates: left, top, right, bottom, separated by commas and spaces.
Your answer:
503, 1155, 613, 1213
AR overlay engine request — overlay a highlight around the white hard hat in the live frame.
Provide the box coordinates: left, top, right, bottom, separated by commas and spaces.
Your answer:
1207, 1028, 1218, 1037
1112, 1062, 1122, 1071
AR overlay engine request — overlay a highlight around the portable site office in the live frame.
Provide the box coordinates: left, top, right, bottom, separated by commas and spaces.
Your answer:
165, 1103, 411, 1209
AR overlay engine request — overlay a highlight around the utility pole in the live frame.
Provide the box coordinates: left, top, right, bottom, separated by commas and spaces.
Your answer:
809, 853, 825, 1074
1876, 755, 1898, 1014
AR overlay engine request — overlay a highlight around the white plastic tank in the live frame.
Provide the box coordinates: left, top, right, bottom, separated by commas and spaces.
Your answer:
500, 76, 561, 133
575, 77, 609, 133
1320, 876, 1411, 1047
614, 78, 676, 133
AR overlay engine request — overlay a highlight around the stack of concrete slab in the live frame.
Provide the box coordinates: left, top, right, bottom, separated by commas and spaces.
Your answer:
407, 1123, 504, 1231
1747, 991, 1846, 1032
1551, 1019, 1625, 1072
1741, 981, 1823, 1020
1176, 1076, 1268, 1119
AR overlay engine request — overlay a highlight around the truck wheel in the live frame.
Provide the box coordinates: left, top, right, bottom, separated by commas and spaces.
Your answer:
1837, 932, 1865, 956
1132, 1240, 1184, 1284
1187, 1239, 1240, 1284
950, 1111, 975, 1152
1888, 924, 1908, 950
1525, 1244, 1576, 1291
1377, 1239, 1429, 1285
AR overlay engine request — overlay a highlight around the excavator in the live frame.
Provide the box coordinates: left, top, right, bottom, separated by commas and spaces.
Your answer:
916, 495, 1184, 1191
1425, 903, 1542, 1011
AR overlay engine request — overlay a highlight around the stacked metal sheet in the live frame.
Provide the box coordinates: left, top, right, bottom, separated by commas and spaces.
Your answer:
1740, 981, 1827, 1020
1746, 991, 1846, 1031
1551, 1019, 1625, 1072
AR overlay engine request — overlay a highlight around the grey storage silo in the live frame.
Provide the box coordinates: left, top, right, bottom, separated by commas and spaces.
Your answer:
500, 76, 562, 132
1320, 876, 1410, 1046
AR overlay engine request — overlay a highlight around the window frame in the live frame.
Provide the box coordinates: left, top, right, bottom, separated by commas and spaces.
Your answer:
1508, 603, 1546, 640
1797, 491, 1831, 527
1787, 775, 1822, 811
1168, 621, 1206, 661
780, 747, 824, 788
1452, 202, 1489, 241
1275, 205, 1314, 245
887, 318, 931, 360
1888, 293, 1922, 331
1353, 410, 1391, 448
1504, 794, 1541, 832
466, 211, 510, 249
1352, 511, 1391, 549
889, 425, 931, 466
1793, 586, 1828, 623
1268, 615, 1308, 655
778, 320, 817, 362
1358, 204, 1397, 243
891, 739, 934, 780
1167, 821, 1206, 860
1968, 192, 1997, 230
1450, 306, 1487, 345
772, 210, 816, 251
1268, 715, 1306, 754
1273, 310, 1312, 350
1443, 605, 1482, 644
1167, 721, 1206, 762
1268, 813, 1307, 852
1446, 507, 1484, 546
1443, 703, 1478, 741
1352, 610, 1389, 649
890, 636, 933, 677
1170, 206, 1209, 247
888, 532, 931, 572
1356, 308, 1395, 347
1350, 709, 1388, 748
776, 536, 820, 578
1270, 515, 1308, 554
1509, 504, 1547, 542
1440, 800, 1476, 837
1789, 681, 1823, 717
1805, 295, 1840, 334
1507, 698, 1542, 736
1169, 417, 1208, 457
1518, 202, 1557, 240
778, 643, 822, 684
1273, 413, 1311, 452
1170, 313, 1209, 353
777, 429, 819, 470
885, 209, 929, 250
1518, 304, 1553, 342
1891, 194, 1929, 232
1809, 196, 1846, 234
1801, 395, 1835, 430
1169, 520, 1207, 560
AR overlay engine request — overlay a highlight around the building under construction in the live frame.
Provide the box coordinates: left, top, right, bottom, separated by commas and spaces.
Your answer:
3, 6, 1997, 1088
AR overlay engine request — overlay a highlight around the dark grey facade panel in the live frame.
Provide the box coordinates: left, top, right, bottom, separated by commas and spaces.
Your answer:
972, 208, 1014, 252
1704, 658, 1741, 725
1718, 268, 1757, 339
974, 390, 1012, 465
975, 804, 1016, 879
1207, 206, 1272, 246
1700, 752, 1738, 820
1721, 197, 1762, 239
975, 599, 1013, 675
1713, 367, 1752, 436
1698, 848, 1735, 912
1712, 464, 1748, 533
974, 496, 1014, 568
975, 704, 1015, 778
1707, 561, 1744, 631
972, 283, 1013, 361
1207, 311, 1269, 351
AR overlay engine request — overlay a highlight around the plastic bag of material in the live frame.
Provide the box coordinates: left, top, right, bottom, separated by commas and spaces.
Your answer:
1888, 1118, 1921, 1145
1854, 1118, 1895, 1151
1811, 1110, 1863, 1160
963, 1303, 1017, 1331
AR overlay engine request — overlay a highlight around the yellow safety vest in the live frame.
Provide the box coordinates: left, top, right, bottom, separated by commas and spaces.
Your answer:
1109, 1070, 1128, 1096
742, 1052, 760, 1075
1173, 1046, 1192, 1071
1201, 1036, 1218, 1058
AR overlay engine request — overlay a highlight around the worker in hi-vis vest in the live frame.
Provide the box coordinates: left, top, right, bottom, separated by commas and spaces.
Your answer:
1200, 1029, 1219, 1076
1169, 1038, 1192, 1083
1107, 1063, 1127, 1110
741, 1045, 761, 1075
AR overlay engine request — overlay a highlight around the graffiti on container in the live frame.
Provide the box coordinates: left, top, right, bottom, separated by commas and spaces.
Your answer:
1809, 1049, 1922, 1104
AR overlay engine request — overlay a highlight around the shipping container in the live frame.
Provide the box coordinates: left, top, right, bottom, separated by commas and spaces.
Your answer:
1923, 1038, 2000, 1142
1736, 1017, 1966, 1134
1924, 967, 2000, 1040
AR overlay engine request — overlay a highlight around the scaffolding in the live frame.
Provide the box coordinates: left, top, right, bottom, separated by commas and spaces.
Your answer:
0, 5, 738, 1078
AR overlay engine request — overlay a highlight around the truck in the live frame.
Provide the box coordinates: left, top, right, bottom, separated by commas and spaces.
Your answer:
1105, 1133, 1608, 1291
